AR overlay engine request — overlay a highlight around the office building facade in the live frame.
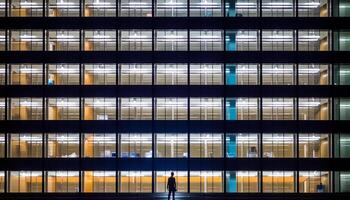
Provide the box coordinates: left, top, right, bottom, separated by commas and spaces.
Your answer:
0, 0, 350, 199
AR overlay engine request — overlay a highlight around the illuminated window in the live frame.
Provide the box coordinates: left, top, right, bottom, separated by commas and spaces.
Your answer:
298, 0, 328, 17
226, 133, 260, 158
262, 64, 295, 85
83, 30, 116, 51
118, 30, 152, 51
190, 171, 224, 193
46, 133, 79, 158
226, 64, 260, 85
8, 133, 42, 158
10, 0, 43, 17
0, 65, 5, 84
190, 98, 223, 120
0, 134, 4, 157
47, 98, 80, 120
8, 98, 43, 120
9, 30, 43, 51
155, 64, 188, 85
119, 134, 152, 158
8, 64, 43, 85
298, 30, 329, 51
118, 0, 152, 17
119, 98, 152, 120
47, 30, 80, 51
84, 0, 116, 17
46, 171, 79, 192
226, 98, 260, 120
190, 0, 223, 17
299, 133, 329, 158
0, 30, 5, 51
155, 133, 188, 158
155, 171, 188, 192
263, 171, 296, 193
0, 98, 5, 120
262, 98, 295, 120
190, 64, 224, 85
0, 171, 4, 193
299, 171, 330, 193
155, 30, 188, 51
190, 30, 224, 51
298, 64, 330, 85
262, 133, 295, 158
83, 133, 116, 158
262, 30, 295, 51
46, 64, 80, 85
47, 0, 80, 17
8, 171, 42, 193
155, 98, 188, 120
190, 133, 223, 158
226, 30, 260, 51
118, 171, 152, 193
118, 64, 152, 85
83, 64, 116, 85
225, 0, 259, 17
262, 0, 295, 17
298, 98, 330, 120
83, 171, 116, 192
83, 98, 116, 120
155, 0, 187, 17
226, 171, 260, 192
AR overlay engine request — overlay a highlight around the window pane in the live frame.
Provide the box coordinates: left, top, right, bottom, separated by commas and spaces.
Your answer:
155, 0, 187, 17
298, 0, 328, 17
298, 98, 330, 120
46, 133, 79, 158
118, 64, 152, 85
84, 0, 116, 17
8, 133, 42, 157
262, 98, 295, 120
190, 0, 223, 17
226, 98, 259, 120
155, 98, 188, 120
47, 30, 80, 51
190, 171, 223, 193
8, 171, 42, 193
83, 133, 116, 158
118, 171, 152, 192
47, 98, 80, 120
47, 64, 80, 85
83, 98, 116, 120
83, 64, 116, 85
299, 133, 329, 158
118, 0, 152, 17
190, 30, 224, 51
190, 64, 224, 85
226, 171, 260, 192
298, 64, 330, 85
262, 64, 295, 85
226, 133, 259, 158
155, 64, 188, 85
155, 133, 188, 158
299, 171, 329, 193
119, 134, 152, 158
190, 98, 223, 120
10, 0, 43, 17
9, 98, 43, 120
119, 98, 152, 120
83, 171, 116, 192
46, 171, 79, 192
10, 30, 43, 51
48, 0, 80, 17
226, 64, 260, 85
8, 64, 43, 85
190, 133, 223, 158
118, 30, 152, 51
83, 30, 116, 51
155, 171, 188, 192
263, 171, 295, 193
262, 30, 295, 51
263, 133, 295, 158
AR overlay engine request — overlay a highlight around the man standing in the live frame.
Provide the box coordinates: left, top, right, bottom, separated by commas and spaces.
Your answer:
167, 172, 177, 200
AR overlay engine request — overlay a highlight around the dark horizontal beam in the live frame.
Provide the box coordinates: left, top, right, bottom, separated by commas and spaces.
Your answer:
1, 52, 350, 63
1, 158, 349, 171
1, 120, 350, 133
1, 85, 350, 97
1, 17, 350, 29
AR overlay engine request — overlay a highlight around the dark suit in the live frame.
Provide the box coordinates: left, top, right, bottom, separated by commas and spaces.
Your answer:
167, 176, 176, 200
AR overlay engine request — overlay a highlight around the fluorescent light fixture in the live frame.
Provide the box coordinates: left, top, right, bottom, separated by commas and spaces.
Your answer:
299, 2, 320, 9
48, 171, 79, 177
19, 100, 42, 107
55, 100, 79, 107
235, 2, 257, 9
20, 34, 41, 42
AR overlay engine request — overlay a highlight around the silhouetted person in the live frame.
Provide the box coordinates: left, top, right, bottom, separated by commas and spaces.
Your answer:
167, 172, 177, 200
